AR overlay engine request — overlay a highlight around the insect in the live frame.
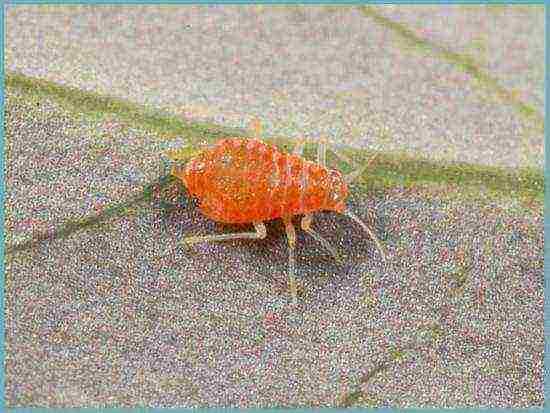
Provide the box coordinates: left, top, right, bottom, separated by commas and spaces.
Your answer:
171, 119, 387, 302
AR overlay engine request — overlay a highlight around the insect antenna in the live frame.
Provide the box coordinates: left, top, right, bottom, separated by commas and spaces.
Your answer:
343, 153, 377, 184
327, 142, 377, 185
341, 208, 387, 261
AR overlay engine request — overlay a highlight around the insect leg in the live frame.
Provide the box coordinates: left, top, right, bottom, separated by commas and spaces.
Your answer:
292, 138, 306, 156
283, 216, 299, 303
317, 136, 327, 167
249, 117, 262, 139
301, 213, 342, 263
182, 221, 267, 245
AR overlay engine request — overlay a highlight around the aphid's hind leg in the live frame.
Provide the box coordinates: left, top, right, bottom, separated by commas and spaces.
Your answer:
293, 138, 306, 156
183, 221, 267, 245
301, 214, 342, 263
249, 117, 263, 140
317, 136, 327, 167
283, 216, 299, 303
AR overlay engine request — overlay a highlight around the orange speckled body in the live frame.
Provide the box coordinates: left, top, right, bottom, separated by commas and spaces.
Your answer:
174, 138, 349, 224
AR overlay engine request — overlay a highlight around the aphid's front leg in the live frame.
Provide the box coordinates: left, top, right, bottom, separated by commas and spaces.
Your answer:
183, 221, 267, 245
301, 214, 342, 263
283, 216, 299, 303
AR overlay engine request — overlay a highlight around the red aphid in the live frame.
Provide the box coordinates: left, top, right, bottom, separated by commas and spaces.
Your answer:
178, 138, 348, 224
171, 119, 386, 302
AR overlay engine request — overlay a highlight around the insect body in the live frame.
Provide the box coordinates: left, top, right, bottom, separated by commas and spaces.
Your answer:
179, 138, 347, 224
171, 120, 386, 302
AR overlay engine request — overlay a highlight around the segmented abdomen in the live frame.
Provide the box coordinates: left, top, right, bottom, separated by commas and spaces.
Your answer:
178, 139, 335, 224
